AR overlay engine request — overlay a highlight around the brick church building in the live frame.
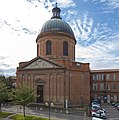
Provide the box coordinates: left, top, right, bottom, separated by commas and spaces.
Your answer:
16, 5, 91, 107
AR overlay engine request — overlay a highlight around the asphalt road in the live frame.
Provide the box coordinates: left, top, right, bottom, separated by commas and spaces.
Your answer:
101, 103, 119, 120
1, 105, 91, 120
1, 103, 119, 120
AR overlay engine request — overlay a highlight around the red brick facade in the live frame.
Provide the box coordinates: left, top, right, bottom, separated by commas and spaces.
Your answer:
17, 56, 90, 107
36, 32, 76, 61
91, 70, 119, 103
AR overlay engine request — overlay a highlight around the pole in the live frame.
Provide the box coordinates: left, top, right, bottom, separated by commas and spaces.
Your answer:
49, 74, 50, 120
49, 103, 50, 120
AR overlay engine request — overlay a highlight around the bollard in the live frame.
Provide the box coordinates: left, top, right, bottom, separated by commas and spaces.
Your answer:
66, 110, 69, 114
83, 112, 87, 120
55, 109, 57, 112
60, 109, 63, 113
40, 107, 43, 111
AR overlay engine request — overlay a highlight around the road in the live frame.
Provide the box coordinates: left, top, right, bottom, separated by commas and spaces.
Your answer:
102, 103, 119, 120
1, 103, 119, 120
2, 105, 91, 120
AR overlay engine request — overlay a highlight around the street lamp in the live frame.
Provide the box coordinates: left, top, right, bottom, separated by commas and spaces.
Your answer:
45, 102, 54, 120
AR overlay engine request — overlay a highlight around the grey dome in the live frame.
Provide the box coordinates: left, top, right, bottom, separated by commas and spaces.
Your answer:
39, 4, 75, 38
40, 18, 74, 37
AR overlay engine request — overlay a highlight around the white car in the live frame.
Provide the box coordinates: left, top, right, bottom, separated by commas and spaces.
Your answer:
91, 102, 100, 107
92, 109, 106, 119
92, 117, 103, 120
117, 105, 119, 111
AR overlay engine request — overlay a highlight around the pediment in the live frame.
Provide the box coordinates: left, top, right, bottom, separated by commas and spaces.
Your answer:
23, 57, 62, 69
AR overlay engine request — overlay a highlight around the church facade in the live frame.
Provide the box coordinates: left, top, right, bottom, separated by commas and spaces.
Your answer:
16, 5, 91, 107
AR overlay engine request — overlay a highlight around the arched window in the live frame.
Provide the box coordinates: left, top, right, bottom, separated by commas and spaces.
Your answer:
63, 41, 68, 56
46, 40, 51, 55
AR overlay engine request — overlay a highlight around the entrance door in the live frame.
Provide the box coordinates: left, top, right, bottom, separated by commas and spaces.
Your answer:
37, 85, 43, 103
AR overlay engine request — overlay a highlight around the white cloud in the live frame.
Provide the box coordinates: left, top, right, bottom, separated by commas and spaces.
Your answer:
0, 0, 53, 76
92, 0, 119, 13
56, 0, 76, 8
76, 33, 119, 69
26, 0, 76, 8
69, 12, 94, 42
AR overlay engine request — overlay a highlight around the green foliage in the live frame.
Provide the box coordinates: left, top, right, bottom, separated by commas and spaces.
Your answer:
0, 112, 12, 118
0, 75, 15, 89
13, 83, 36, 106
12, 83, 36, 117
10, 114, 49, 120
0, 75, 6, 82
0, 81, 11, 102
0, 76, 14, 112
6, 76, 16, 89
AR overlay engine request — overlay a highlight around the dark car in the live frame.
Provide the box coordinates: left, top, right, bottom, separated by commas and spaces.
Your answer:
111, 102, 116, 106
114, 103, 119, 107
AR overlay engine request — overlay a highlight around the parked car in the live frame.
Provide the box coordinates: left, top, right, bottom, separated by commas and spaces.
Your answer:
91, 100, 101, 105
92, 100, 101, 104
91, 105, 106, 118
111, 102, 116, 106
117, 105, 119, 111
91, 102, 100, 107
92, 109, 106, 119
92, 117, 103, 120
99, 107, 106, 113
114, 103, 119, 107
91, 105, 101, 112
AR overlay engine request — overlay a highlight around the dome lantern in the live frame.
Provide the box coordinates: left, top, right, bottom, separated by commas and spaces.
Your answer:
51, 2, 61, 19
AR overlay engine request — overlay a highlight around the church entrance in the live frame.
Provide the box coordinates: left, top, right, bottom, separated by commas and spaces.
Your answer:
37, 85, 43, 103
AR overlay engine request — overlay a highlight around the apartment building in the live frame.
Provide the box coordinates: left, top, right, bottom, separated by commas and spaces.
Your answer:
91, 69, 119, 103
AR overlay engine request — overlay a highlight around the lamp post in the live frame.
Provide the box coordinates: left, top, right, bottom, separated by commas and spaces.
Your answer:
45, 102, 54, 120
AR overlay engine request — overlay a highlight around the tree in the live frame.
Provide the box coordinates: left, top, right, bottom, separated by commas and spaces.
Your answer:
0, 75, 16, 89
6, 76, 16, 89
0, 75, 6, 82
13, 83, 36, 117
0, 81, 12, 112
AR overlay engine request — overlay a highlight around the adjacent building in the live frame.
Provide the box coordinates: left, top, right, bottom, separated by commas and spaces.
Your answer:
91, 69, 119, 103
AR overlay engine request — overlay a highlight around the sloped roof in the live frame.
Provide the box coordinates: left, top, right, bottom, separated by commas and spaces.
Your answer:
18, 56, 65, 70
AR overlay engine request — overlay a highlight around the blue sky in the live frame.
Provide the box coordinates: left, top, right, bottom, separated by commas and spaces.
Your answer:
0, 0, 119, 76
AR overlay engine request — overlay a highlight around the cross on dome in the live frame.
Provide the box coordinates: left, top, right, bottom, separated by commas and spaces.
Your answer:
56, 2, 57, 7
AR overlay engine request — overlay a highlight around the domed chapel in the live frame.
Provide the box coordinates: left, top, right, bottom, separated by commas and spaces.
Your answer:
16, 4, 90, 107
